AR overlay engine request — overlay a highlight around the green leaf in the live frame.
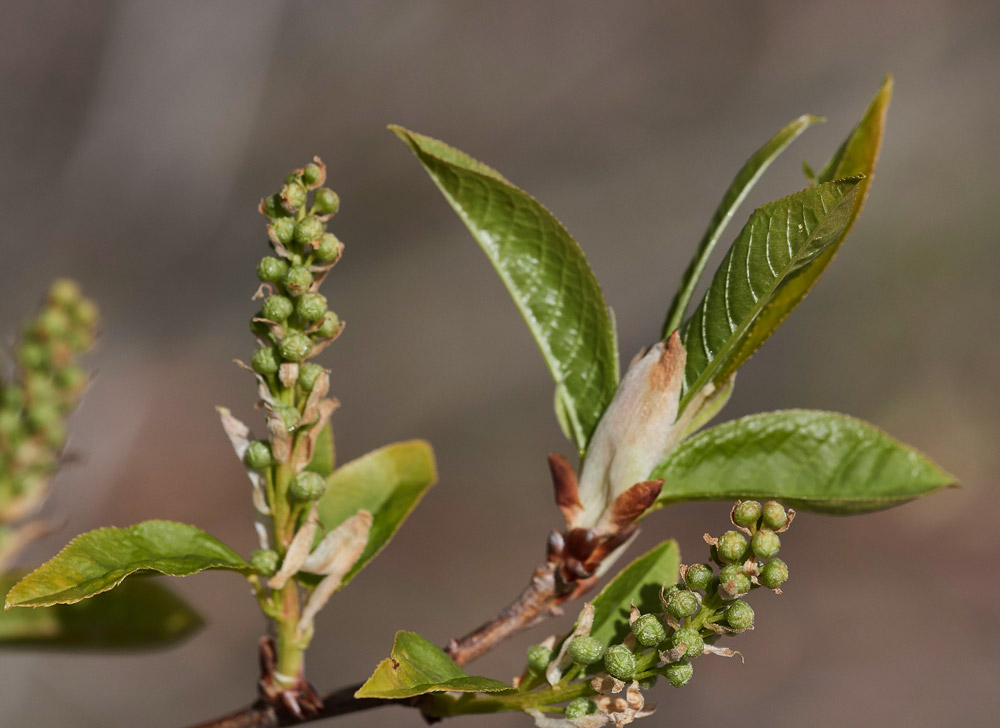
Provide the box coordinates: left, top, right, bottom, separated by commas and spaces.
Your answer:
391, 126, 619, 455
356, 630, 514, 699
5, 521, 250, 608
0, 572, 202, 649
649, 410, 957, 514
305, 423, 335, 477
729, 76, 892, 378
678, 177, 862, 412
587, 539, 680, 647
314, 440, 436, 588
662, 114, 823, 337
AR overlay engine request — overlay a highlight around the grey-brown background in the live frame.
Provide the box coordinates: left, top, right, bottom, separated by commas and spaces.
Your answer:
1, 1, 997, 726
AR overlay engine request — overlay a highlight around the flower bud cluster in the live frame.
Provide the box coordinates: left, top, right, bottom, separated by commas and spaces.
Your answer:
0, 279, 97, 526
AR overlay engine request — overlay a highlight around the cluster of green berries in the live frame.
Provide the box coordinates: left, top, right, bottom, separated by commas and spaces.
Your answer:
0, 279, 97, 517
524, 500, 793, 710
252, 159, 343, 377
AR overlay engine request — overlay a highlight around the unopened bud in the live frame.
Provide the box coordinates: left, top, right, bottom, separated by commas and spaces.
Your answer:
718, 564, 751, 599
281, 265, 314, 297
604, 644, 637, 680
262, 295, 294, 323
294, 216, 324, 246
298, 363, 324, 392
282, 182, 307, 211
251, 346, 280, 375
244, 440, 274, 470
526, 644, 553, 673
733, 500, 762, 528
296, 292, 328, 323
684, 563, 714, 592
302, 163, 324, 188
48, 279, 82, 307
250, 548, 280, 575
717, 530, 748, 562
315, 233, 342, 263
567, 636, 604, 666
759, 558, 789, 589
290, 471, 327, 501
258, 256, 289, 284
279, 332, 312, 362
751, 528, 781, 559
725, 600, 755, 631
670, 627, 704, 659
762, 501, 788, 530
271, 217, 295, 246
632, 613, 667, 647
316, 312, 340, 339
665, 660, 693, 687
564, 698, 598, 718
667, 589, 700, 620
313, 188, 340, 215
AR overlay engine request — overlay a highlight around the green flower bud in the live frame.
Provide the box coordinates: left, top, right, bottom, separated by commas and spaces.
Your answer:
250, 548, 280, 575
251, 346, 280, 375
0, 409, 23, 438
55, 364, 88, 392
564, 698, 598, 719
290, 471, 327, 501
284, 171, 301, 185
632, 613, 667, 647
37, 308, 71, 338
70, 298, 99, 329
716, 530, 748, 563
725, 600, 755, 631
279, 332, 313, 362
18, 342, 48, 370
567, 636, 604, 666
1, 386, 24, 410
26, 402, 60, 431
298, 363, 324, 392
271, 217, 295, 246
262, 194, 283, 218
718, 564, 751, 599
665, 660, 693, 688
759, 558, 789, 589
670, 627, 704, 659
48, 279, 82, 307
244, 440, 274, 470
313, 188, 340, 215
603, 644, 637, 680
751, 528, 781, 559
262, 295, 294, 323
762, 501, 788, 530
637, 676, 658, 690
282, 181, 307, 211
666, 589, 700, 620
294, 215, 324, 246
733, 500, 762, 528
42, 419, 67, 448
316, 312, 340, 338
66, 328, 95, 352
302, 163, 324, 188
272, 403, 300, 431
526, 644, 552, 674
315, 233, 342, 263
296, 292, 328, 322
684, 563, 714, 592
281, 265, 314, 297
258, 256, 289, 284
25, 375, 58, 403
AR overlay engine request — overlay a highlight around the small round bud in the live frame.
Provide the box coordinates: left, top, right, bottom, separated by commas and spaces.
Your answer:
42, 419, 67, 448
716, 530, 748, 563
25, 375, 58, 403
37, 308, 71, 338
526, 644, 552, 674
294, 215, 324, 246
298, 363, 324, 392
282, 182, 307, 211
271, 217, 295, 246
315, 232, 342, 263
684, 563, 714, 592
290, 471, 327, 501
670, 627, 704, 659
262, 194, 290, 219
262, 295, 294, 323
70, 298, 99, 329
759, 558, 789, 589
316, 312, 340, 339
251, 346, 280, 375
26, 402, 59, 431
258, 256, 289, 284
279, 332, 313, 362
564, 698, 598, 719
725, 601, 755, 631
1, 386, 24, 410
733, 500, 762, 528
66, 328, 95, 352
665, 661, 693, 688
18, 342, 48, 370
48, 279, 81, 307
250, 548, 280, 575
244, 440, 274, 470
717, 564, 751, 599
272, 403, 300, 431
0, 410, 23, 438
603, 644, 637, 680
762, 501, 788, 530
296, 292, 328, 322
302, 163, 324, 187
751, 528, 781, 559
281, 265, 314, 297
55, 364, 88, 392
567, 636, 604, 666
313, 188, 340, 215
667, 589, 700, 620
631, 613, 667, 647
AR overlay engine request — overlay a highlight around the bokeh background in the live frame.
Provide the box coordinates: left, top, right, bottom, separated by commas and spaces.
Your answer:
1, 1, 997, 726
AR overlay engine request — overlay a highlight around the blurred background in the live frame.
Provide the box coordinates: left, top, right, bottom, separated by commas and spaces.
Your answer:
1, 1, 997, 726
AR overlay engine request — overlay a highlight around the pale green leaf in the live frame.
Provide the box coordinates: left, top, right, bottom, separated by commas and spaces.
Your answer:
391, 126, 619, 454
5, 521, 250, 608
662, 114, 823, 337
356, 630, 513, 699
679, 177, 862, 412
314, 440, 436, 588
649, 410, 957, 514
0, 572, 202, 649
305, 423, 335, 477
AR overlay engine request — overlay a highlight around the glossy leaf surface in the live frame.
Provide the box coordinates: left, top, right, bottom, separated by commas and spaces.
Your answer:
356, 630, 513, 699
650, 410, 957, 514
392, 126, 619, 454
0, 573, 202, 648
314, 440, 436, 588
5, 521, 249, 608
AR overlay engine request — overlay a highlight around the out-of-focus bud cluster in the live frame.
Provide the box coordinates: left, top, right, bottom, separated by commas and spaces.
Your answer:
0, 279, 98, 561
